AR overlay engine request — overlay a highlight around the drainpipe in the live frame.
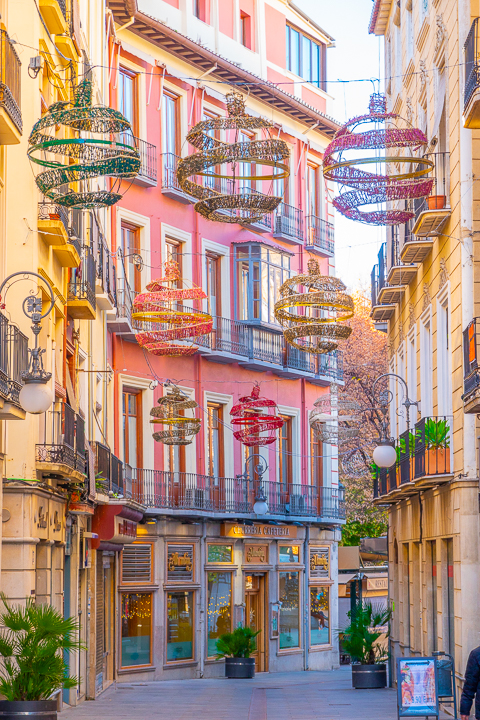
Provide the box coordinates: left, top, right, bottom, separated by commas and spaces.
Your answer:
199, 519, 207, 678
303, 524, 310, 671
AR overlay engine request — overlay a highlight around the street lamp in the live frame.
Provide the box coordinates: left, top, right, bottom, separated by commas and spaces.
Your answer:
237, 455, 269, 515
0, 272, 55, 414
371, 373, 419, 468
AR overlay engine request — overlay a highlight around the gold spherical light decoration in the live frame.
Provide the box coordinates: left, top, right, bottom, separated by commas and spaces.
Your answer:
150, 386, 201, 446
274, 259, 354, 354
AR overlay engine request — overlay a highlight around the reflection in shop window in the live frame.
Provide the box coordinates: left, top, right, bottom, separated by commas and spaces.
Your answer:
167, 591, 194, 662
310, 586, 329, 645
279, 571, 300, 649
120, 593, 152, 667
279, 545, 299, 563
207, 544, 233, 563
207, 572, 232, 657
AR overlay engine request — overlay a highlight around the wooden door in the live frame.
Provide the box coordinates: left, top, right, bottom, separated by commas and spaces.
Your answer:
245, 574, 267, 672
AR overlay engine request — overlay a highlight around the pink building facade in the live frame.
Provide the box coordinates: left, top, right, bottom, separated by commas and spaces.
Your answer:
103, 0, 344, 680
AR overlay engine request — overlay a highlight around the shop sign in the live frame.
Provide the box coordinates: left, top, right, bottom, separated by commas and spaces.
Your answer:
110, 517, 137, 544
309, 546, 329, 579
221, 522, 297, 539
245, 544, 269, 564
367, 577, 388, 591
167, 544, 194, 582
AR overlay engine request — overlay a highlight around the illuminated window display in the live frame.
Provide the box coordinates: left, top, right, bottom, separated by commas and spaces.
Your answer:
120, 593, 152, 667
279, 571, 300, 649
207, 572, 232, 656
310, 586, 330, 645
166, 591, 194, 662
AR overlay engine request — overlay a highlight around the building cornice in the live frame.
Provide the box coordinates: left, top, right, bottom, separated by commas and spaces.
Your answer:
107, 0, 341, 139
369, 0, 393, 35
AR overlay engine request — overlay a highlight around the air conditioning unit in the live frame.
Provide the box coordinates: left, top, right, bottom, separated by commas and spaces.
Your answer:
289, 494, 307, 514
185, 487, 207, 509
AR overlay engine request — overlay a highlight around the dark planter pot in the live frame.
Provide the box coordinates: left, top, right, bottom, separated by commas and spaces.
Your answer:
351, 663, 387, 689
0, 701, 57, 720
225, 657, 255, 679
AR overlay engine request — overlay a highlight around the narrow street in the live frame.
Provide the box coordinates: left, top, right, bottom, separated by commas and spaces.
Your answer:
59, 667, 445, 720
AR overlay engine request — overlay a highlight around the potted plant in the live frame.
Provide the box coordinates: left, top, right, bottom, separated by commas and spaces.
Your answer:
0, 595, 82, 719
420, 418, 450, 474
338, 602, 391, 689
427, 195, 446, 210
215, 626, 260, 679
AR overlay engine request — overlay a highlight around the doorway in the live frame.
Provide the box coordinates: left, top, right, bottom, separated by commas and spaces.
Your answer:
245, 573, 268, 672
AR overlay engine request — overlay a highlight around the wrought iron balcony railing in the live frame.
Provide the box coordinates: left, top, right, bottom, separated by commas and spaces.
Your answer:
129, 468, 345, 520
67, 250, 96, 310
135, 136, 157, 184
38, 202, 82, 256
161, 153, 189, 196
0, 314, 28, 405
305, 214, 334, 255
36, 401, 86, 474
465, 18, 480, 109
0, 30, 22, 134
274, 202, 304, 242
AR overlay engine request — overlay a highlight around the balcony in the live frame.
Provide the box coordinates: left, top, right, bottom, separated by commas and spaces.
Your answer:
305, 215, 334, 256
123, 136, 157, 187
39, 0, 68, 34
0, 30, 22, 143
38, 202, 81, 267
93, 228, 116, 311
462, 318, 480, 412
370, 243, 396, 325
411, 153, 451, 237
0, 316, 28, 420
197, 316, 344, 384
464, 18, 480, 127
36, 401, 86, 482
386, 226, 418, 287
106, 276, 135, 337
67, 250, 96, 320
131, 468, 345, 523
273, 203, 304, 244
161, 153, 194, 203
373, 416, 453, 503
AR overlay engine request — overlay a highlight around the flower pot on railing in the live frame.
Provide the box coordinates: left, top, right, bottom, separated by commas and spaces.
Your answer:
426, 447, 450, 475
427, 195, 446, 210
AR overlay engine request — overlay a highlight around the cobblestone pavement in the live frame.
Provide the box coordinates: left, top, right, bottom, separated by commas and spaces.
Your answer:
59, 666, 445, 720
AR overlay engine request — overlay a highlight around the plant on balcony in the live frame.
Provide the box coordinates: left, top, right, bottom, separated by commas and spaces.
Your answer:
418, 418, 450, 475
0, 595, 82, 718
215, 627, 260, 679
338, 602, 391, 688
427, 195, 446, 210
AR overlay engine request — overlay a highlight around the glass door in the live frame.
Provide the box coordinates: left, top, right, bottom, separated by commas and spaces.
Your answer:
245, 573, 267, 671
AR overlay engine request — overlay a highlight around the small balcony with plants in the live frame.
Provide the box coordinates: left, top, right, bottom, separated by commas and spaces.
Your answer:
92, 218, 116, 312
0, 314, 28, 420
36, 400, 86, 483
38, 202, 81, 268
411, 152, 451, 237
67, 248, 96, 320
372, 416, 453, 503
0, 29, 22, 144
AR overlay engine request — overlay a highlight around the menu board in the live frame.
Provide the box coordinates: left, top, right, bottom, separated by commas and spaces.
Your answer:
397, 657, 439, 717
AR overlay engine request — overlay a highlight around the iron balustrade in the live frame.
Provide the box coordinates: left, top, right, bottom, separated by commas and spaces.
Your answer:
115, 276, 134, 323
465, 18, 480, 108
0, 30, 22, 133
162, 153, 186, 193
130, 468, 345, 520
75, 415, 86, 473
408, 152, 451, 218
133, 136, 157, 184
274, 202, 304, 241
38, 201, 69, 229
305, 215, 334, 255
371, 264, 380, 307
414, 416, 452, 479
371, 242, 387, 306
36, 401, 82, 471
6, 323, 28, 405
111, 454, 124, 495
463, 318, 480, 397
0, 313, 8, 398
57, 0, 67, 18
68, 249, 96, 310
38, 202, 82, 256
94, 442, 111, 491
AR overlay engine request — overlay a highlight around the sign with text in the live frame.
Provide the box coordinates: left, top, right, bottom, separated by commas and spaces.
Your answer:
221, 523, 297, 539
309, 546, 329, 580
397, 657, 439, 718
245, 544, 269, 564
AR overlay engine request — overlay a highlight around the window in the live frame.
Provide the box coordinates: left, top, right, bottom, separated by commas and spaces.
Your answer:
406, 5, 413, 60
429, 540, 437, 652
407, 330, 416, 405
122, 543, 153, 584
286, 25, 323, 87
278, 416, 292, 489
206, 253, 221, 318
162, 92, 178, 158
207, 402, 224, 479
123, 389, 142, 468
310, 427, 323, 489
235, 244, 290, 323
120, 592, 152, 667
279, 545, 299, 563
193, 0, 207, 22
207, 544, 233, 563
307, 164, 319, 218
121, 223, 141, 292
207, 572, 232, 656
310, 586, 329, 645
437, 295, 452, 417
165, 238, 182, 278
202, 110, 221, 191
238, 130, 255, 190
240, 12, 252, 49
279, 571, 300, 649
118, 67, 137, 135
420, 315, 433, 416
166, 591, 194, 662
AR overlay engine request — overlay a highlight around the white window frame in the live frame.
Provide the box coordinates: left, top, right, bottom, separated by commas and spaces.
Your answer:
203, 391, 234, 479
161, 224, 193, 302
116, 208, 152, 290
116, 55, 147, 140
407, 325, 417, 406
436, 284, 453, 419
202, 238, 231, 319
420, 307, 433, 418
276, 405, 300, 486
118, 374, 155, 470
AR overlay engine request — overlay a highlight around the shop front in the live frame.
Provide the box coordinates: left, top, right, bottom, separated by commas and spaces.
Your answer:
117, 519, 339, 681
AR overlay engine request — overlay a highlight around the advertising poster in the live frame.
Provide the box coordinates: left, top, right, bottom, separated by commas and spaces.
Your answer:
397, 657, 439, 718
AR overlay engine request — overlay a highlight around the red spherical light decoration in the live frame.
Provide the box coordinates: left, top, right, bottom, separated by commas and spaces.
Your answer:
230, 385, 284, 447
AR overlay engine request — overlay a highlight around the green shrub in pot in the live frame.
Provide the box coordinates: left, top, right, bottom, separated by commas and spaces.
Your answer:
215, 627, 260, 679
338, 603, 392, 689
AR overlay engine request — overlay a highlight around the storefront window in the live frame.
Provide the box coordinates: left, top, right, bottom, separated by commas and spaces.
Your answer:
310, 586, 329, 645
279, 572, 300, 649
207, 572, 232, 656
166, 591, 194, 662
120, 593, 152, 667
279, 546, 300, 563
208, 544, 233, 563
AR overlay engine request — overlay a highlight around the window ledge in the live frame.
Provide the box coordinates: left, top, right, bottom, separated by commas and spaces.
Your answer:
117, 665, 156, 675
308, 644, 333, 653
163, 661, 198, 669
277, 648, 303, 656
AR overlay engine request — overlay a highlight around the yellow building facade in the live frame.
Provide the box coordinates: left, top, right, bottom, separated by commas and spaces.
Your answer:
370, 0, 480, 690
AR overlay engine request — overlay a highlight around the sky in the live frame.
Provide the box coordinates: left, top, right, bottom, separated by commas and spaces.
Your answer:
296, 0, 385, 291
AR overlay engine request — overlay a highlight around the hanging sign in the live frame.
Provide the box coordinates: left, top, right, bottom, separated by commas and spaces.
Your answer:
309, 547, 330, 580
397, 657, 439, 718
221, 522, 297, 538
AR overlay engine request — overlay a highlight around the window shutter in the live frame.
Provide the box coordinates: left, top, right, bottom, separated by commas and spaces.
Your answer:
122, 544, 152, 583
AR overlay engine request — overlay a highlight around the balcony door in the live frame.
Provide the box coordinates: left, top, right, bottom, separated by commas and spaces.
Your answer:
206, 253, 221, 336
123, 389, 143, 501
118, 67, 138, 142
244, 573, 267, 672
207, 402, 224, 507
162, 92, 179, 185
121, 222, 141, 294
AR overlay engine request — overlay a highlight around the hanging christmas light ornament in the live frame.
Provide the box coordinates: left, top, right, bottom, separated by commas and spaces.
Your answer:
309, 385, 361, 445
230, 385, 284, 447
150, 386, 201, 445
132, 260, 212, 357
274, 259, 353, 354
176, 90, 290, 225
28, 79, 140, 208
323, 93, 434, 225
